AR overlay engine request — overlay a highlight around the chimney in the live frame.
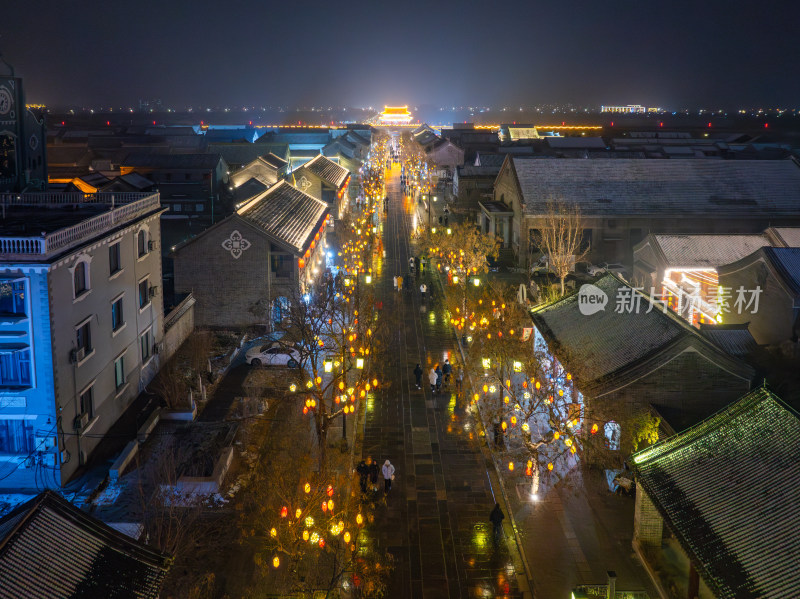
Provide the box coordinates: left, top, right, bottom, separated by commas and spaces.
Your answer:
606, 571, 617, 599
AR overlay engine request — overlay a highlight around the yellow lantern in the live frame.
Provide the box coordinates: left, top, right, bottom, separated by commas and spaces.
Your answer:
522, 422, 530, 432
344, 531, 351, 543
289, 383, 297, 393
327, 499, 334, 512
547, 463, 554, 471
473, 393, 480, 402
356, 513, 363, 525
302, 530, 310, 541
272, 556, 280, 568
553, 431, 560, 440
270, 527, 277, 538
304, 482, 311, 494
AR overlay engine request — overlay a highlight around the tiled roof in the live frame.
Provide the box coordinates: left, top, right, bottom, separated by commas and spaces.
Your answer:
512, 158, 800, 216
652, 234, 772, 268
546, 137, 607, 149
208, 142, 289, 167
530, 275, 751, 391
768, 226, 800, 247
122, 153, 223, 170
531, 275, 684, 384
474, 152, 506, 167
699, 324, 757, 357
261, 152, 288, 170
458, 165, 501, 178
230, 156, 281, 188
631, 388, 800, 599
300, 155, 349, 188
764, 247, 800, 295
0, 491, 170, 599
237, 180, 328, 254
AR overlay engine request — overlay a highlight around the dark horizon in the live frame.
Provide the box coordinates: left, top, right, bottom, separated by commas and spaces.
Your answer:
3, 0, 799, 110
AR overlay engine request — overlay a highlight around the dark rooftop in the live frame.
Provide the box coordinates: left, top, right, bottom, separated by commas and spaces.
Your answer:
299, 154, 349, 188
0, 490, 171, 599
631, 388, 800, 599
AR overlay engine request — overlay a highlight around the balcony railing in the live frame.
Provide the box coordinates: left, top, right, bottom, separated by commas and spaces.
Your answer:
0, 192, 161, 260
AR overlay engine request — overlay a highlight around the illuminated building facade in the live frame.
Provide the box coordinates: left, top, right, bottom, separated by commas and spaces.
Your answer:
600, 104, 647, 113
378, 106, 413, 125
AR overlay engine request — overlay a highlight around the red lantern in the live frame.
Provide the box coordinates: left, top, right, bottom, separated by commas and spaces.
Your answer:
298, 258, 305, 269
280, 506, 288, 518
326, 485, 334, 497
321, 501, 328, 512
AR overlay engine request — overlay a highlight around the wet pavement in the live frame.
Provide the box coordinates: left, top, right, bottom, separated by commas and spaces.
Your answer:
362, 163, 526, 599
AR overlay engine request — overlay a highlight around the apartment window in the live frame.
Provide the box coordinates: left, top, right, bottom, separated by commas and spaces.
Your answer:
80, 385, 94, 419
172, 203, 182, 212
111, 297, 124, 331
74, 262, 88, 296
138, 278, 149, 309
137, 230, 148, 257
109, 242, 121, 275
195, 204, 204, 212
141, 329, 152, 362
0, 349, 32, 387
114, 355, 126, 390
0, 281, 26, 316
271, 254, 293, 279
76, 321, 92, 354
0, 419, 34, 454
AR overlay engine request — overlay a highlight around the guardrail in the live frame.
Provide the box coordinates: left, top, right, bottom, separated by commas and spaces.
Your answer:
0, 193, 160, 259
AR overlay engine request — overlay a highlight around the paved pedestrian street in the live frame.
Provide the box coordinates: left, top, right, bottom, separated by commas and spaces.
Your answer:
361, 164, 525, 599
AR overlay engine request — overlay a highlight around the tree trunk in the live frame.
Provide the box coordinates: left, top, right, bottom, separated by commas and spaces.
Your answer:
560, 276, 565, 297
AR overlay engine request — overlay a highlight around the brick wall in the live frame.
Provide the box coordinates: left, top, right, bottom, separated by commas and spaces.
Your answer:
173, 219, 271, 328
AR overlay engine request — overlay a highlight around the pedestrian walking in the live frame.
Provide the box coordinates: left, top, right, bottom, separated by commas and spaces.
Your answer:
429, 367, 437, 393
382, 459, 396, 494
356, 458, 369, 495
393, 275, 398, 291
397, 275, 403, 291
409, 257, 415, 271
455, 367, 464, 392
493, 422, 506, 449
442, 359, 452, 387
435, 365, 443, 393
489, 503, 505, 546
420, 282, 427, 300
413, 363, 423, 389
367, 456, 379, 493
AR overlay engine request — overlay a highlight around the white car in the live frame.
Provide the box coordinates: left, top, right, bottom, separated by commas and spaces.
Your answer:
588, 262, 628, 277
246, 343, 301, 368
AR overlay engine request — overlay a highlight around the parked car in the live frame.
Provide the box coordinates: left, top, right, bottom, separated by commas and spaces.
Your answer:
246, 343, 301, 368
587, 262, 628, 277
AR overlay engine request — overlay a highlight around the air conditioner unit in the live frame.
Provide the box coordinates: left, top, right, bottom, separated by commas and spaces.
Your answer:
148, 285, 159, 298
70, 347, 86, 363
74, 412, 89, 431
148, 240, 157, 251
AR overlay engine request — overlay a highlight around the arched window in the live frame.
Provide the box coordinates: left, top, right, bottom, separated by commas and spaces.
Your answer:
137, 229, 148, 257
74, 262, 88, 296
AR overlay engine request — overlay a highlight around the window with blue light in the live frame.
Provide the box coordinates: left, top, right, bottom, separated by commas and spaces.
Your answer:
0, 349, 32, 387
0, 281, 26, 316
0, 419, 34, 454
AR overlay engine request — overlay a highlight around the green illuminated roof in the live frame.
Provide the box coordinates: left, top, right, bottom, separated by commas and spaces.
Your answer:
631, 388, 800, 598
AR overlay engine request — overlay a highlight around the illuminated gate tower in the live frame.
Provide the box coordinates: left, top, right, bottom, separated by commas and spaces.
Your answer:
378, 105, 413, 125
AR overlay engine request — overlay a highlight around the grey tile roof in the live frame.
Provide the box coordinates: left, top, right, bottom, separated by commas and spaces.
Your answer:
122, 153, 223, 170
531, 275, 685, 384
0, 491, 170, 599
262, 152, 288, 170
208, 142, 289, 167
513, 158, 800, 216
764, 247, 800, 295
230, 156, 281, 188
300, 154, 349, 188
699, 324, 757, 357
458, 165, 501, 178
237, 180, 328, 254
546, 137, 607, 149
768, 226, 800, 247
652, 234, 772, 268
475, 152, 508, 167
630, 388, 800, 599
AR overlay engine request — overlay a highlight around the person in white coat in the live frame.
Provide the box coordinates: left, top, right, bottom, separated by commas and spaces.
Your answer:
382, 459, 396, 494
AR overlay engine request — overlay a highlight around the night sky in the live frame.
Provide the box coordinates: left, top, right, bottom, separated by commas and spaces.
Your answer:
3, 0, 798, 109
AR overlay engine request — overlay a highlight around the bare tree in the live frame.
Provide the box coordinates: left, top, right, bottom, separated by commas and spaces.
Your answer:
533, 200, 589, 296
